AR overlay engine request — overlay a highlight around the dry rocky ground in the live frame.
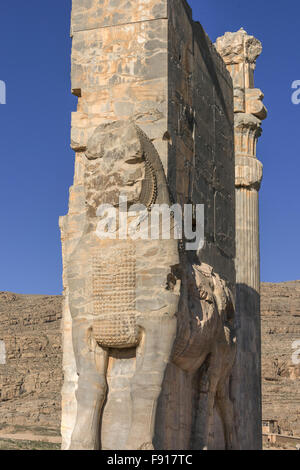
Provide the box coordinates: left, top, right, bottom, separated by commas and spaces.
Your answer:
0, 283, 299, 450
0, 291, 62, 448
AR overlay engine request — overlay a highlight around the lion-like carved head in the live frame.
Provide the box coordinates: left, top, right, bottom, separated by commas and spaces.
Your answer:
83, 121, 162, 218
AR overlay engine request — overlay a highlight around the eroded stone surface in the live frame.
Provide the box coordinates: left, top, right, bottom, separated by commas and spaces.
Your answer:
71, 0, 168, 33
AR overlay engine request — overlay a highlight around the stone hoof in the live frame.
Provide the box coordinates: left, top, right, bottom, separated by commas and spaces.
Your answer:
125, 440, 154, 451
139, 442, 154, 451
70, 440, 96, 451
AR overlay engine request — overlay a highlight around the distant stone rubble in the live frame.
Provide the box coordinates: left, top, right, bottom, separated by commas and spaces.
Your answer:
0, 282, 299, 442
0, 292, 62, 434
261, 281, 300, 438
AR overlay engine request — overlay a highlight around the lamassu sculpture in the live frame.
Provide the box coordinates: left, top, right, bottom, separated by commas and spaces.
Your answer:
61, 120, 236, 450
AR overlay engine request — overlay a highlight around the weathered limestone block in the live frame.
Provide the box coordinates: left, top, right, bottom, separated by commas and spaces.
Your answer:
70, 11, 169, 167
61, 0, 237, 450
71, 0, 168, 33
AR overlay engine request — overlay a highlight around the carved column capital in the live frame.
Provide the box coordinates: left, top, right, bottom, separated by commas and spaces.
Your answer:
234, 113, 262, 162
215, 28, 262, 66
235, 155, 263, 190
215, 28, 263, 90
216, 29, 267, 189
215, 29, 267, 122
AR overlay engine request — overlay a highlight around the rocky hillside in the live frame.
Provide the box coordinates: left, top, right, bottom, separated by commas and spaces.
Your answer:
0, 292, 62, 435
261, 282, 300, 436
0, 283, 299, 441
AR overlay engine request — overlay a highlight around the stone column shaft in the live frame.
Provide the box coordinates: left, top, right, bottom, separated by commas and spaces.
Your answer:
236, 188, 260, 289
216, 29, 267, 450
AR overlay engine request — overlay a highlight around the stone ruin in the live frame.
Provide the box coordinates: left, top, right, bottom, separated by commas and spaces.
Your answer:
0, 0, 268, 451
58, 0, 268, 451
58, 0, 267, 450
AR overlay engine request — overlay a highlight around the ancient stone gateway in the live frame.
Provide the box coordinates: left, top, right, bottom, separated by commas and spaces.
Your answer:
60, 0, 266, 450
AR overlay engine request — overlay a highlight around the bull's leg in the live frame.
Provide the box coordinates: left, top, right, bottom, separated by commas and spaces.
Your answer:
125, 316, 177, 450
192, 352, 220, 450
216, 377, 237, 450
70, 319, 108, 450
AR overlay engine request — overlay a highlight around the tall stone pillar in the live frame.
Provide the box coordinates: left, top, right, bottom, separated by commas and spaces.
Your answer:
216, 29, 267, 449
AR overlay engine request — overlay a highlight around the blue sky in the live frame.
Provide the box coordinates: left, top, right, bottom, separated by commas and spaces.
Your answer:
0, 0, 299, 294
